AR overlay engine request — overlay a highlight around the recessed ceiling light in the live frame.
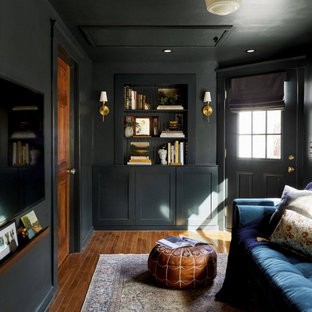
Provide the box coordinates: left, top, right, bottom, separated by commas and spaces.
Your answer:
162, 49, 172, 53
246, 49, 256, 53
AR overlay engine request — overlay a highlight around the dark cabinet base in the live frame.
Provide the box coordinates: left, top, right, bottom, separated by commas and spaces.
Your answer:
93, 165, 220, 230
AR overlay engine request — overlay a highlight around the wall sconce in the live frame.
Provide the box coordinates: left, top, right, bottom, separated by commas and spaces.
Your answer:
99, 91, 109, 122
202, 91, 213, 122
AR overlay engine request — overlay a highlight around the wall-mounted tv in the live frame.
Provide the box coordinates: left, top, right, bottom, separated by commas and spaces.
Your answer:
0, 77, 45, 225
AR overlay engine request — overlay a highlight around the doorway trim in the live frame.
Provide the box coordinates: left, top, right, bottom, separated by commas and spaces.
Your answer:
51, 20, 81, 287
216, 56, 305, 230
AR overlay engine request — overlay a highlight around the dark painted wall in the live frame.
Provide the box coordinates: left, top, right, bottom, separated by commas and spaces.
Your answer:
0, 0, 93, 311
93, 61, 217, 166
303, 54, 312, 185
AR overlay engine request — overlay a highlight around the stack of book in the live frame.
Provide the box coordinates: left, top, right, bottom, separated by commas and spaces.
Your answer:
124, 86, 149, 110
12, 141, 30, 166
160, 130, 185, 138
156, 105, 184, 110
167, 141, 184, 165
127, 156, 152, 165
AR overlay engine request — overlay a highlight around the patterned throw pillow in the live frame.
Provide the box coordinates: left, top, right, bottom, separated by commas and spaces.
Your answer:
270, 209, 312, 259
270, 185, 312, 228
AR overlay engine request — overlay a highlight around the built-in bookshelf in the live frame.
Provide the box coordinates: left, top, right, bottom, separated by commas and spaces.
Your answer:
8, 105, 43, 167
115, 75, 195, 166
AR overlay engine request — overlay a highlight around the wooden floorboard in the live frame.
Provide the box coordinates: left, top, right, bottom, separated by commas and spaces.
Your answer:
47, 230, 231, 312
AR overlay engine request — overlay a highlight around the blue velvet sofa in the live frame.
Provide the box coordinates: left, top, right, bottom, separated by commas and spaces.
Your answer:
216, 198, 312, 312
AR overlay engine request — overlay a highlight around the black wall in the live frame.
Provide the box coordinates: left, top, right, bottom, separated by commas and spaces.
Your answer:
0, 0, 93, 311
303, 54, 312, 185
93, 61, 217, 166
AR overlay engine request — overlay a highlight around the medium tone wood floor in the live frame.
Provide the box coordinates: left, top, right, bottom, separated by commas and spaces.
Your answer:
47, 230, 231, 312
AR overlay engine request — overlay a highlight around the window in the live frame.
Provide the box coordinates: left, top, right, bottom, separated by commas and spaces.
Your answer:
237, 110, 281, 159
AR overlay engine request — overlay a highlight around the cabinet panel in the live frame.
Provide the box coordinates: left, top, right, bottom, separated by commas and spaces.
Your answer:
93, 166, 135, 226
135, 167, 175, 225
176, 167, 218, 226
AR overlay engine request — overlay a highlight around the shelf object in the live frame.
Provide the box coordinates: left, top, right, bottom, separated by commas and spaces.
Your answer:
0, 226, 50, 276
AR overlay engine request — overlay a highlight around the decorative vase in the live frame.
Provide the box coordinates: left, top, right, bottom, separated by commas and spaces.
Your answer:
30, 149, 40, 165
125, 126, 134, 137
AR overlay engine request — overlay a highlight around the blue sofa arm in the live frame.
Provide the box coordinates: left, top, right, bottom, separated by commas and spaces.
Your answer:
233, 205, 277, 230
233, 198, 280, 207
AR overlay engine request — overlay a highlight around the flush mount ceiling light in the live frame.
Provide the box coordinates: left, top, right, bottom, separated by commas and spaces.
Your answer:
162, 49, 172, 53
205, 0, 241, 16
246, 49, 256, 53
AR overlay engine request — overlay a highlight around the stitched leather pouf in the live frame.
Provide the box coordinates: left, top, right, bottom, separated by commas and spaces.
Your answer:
148, 244, 217, 289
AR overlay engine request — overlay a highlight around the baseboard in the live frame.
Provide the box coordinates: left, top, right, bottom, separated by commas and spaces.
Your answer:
36, 285, 56, 312
81, 226, 94, 250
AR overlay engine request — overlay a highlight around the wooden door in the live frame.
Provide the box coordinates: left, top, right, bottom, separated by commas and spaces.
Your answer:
225, 69, 299, 228
57, 57, 70, 267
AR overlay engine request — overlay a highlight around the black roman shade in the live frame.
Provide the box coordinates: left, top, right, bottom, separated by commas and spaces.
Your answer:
230, 72, 287, 111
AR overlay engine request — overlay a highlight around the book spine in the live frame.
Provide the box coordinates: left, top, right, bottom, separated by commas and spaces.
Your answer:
167, 143, 171, 164
175, 141, 179, 163
129, 88, 132, 109
167, 143, 171, 165
132, 91, 138, 109
179, 142, 184, 165
17, 141, 22, 165
25, 143, 29, 165
12, 142, 17, 166
171, 145, 175, 163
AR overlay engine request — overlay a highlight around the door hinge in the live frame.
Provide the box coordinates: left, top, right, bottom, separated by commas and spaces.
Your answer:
224, 148, 227, 159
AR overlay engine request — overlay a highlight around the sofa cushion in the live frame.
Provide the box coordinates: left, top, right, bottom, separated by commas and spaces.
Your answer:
270, 185, 312, 228
249, 245, 312, 312
270, 209, 312, 260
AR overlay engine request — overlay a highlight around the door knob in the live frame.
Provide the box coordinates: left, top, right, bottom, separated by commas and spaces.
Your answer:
288, 166, 295, 173
66, 168, 76, 175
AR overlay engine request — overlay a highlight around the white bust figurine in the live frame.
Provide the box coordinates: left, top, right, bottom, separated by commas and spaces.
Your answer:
158, 148, 167, 165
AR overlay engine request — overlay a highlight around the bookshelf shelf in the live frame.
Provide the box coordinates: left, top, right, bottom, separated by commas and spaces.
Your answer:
0, 226, 50, 276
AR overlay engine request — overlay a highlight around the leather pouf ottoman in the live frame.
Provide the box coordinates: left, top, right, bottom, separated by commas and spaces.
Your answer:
148, 244, 217, 289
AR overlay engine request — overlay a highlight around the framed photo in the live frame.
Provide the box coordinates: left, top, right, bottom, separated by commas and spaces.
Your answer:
158, 88, 180, 105
135, 117, 151, 136
0, 220, 18, 260
21, 210, 42, 239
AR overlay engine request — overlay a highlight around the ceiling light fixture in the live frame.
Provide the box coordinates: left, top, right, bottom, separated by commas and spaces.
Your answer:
205, 0, 241, 16
246, 49, 256, 53
162, 49, 172, 53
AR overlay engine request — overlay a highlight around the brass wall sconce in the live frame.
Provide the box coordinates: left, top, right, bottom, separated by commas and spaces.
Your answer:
202, 91, 213, 122
99, 91, 109, 122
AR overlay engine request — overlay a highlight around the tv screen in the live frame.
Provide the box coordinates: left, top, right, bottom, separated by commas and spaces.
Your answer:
0, 77, 45, 225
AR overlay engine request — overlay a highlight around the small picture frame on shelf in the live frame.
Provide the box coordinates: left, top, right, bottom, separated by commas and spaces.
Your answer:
134, 117, 151, 136
21, 210, 42, 239
0, 220, 19, 260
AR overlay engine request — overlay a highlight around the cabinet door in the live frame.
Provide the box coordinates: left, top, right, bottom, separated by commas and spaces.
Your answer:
135, 167, 175, 225
93, 166, 135, 226
176, 167, 218, 227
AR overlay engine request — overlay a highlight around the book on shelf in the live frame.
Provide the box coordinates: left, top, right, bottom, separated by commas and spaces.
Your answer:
156, 105, 184, 110
12, 141, 30, 166
130, 156, 150, 160
124, 86, 148, 110
128, 159, 151, 163
160, 130, 185, 138
127, 162, 152, 166
11, 131, 36, 139
166, 140, 185, 166
12, 106, 38, 111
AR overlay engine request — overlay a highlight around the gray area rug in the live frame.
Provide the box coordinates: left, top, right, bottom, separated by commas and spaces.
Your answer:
81, 253, 265, 312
